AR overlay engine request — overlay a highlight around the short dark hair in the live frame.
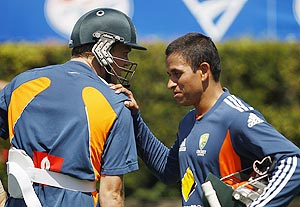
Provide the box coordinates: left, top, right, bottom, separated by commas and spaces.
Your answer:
71, 43, 94, 57
165, 32, 221, 81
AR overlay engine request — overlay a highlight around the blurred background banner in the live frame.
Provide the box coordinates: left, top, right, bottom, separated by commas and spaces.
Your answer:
1, 0, 300, 43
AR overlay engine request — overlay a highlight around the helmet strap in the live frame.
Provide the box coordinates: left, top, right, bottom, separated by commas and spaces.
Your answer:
104, 66, 112, 83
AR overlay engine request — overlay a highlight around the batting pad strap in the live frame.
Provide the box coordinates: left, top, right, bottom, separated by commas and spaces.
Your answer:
7, 162, 42, 207
26, 168, 97, 192
7, 147, 96, 205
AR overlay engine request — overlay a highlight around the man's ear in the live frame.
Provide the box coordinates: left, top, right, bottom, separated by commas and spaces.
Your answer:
198, 62, 210, 81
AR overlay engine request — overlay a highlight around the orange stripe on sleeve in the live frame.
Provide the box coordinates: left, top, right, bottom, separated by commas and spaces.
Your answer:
82, 87, 117, 181
8, 77, 51, 142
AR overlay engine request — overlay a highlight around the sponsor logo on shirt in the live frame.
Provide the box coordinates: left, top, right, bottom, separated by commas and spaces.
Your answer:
33, 151, 64, 172
196, 133, 209, 156
182, 167, 196, 202
247, 113, 264, 128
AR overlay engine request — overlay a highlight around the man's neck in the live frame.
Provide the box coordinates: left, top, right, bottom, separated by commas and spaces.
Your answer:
195, 82, 223, 117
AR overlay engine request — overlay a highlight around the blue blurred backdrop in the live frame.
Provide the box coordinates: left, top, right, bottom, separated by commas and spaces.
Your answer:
1, 0, 300, 43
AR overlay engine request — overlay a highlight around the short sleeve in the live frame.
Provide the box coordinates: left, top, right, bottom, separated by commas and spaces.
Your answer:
100, 106, 138, 175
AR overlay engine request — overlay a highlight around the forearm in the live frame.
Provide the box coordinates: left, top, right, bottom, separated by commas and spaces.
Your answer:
133, 112, 180, 184
99, 192, 123, 207
250, 156, 300, 207
99, 175, 124, 207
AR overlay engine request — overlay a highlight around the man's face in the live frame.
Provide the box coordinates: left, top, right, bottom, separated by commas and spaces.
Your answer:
166, 53, 203, 107
109, 43, 132, 84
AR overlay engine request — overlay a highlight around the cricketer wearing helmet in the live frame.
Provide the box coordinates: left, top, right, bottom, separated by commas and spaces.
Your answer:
0, 8, 146, 207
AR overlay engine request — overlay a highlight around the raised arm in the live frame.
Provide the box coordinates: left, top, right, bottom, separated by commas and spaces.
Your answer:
110, 84, 180, 185
133, 112, 180, 184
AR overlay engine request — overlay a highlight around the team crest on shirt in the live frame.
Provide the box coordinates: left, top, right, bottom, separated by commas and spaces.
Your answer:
196, 133, 209, 156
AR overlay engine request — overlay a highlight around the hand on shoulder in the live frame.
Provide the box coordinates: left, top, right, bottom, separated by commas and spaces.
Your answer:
109, 84, 139, 115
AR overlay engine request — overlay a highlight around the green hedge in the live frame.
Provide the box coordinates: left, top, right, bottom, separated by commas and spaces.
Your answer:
0, 40, 300, 202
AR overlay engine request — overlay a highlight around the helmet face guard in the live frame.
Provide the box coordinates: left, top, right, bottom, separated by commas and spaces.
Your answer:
92, 32, 137, 87
110, 56, 137, 87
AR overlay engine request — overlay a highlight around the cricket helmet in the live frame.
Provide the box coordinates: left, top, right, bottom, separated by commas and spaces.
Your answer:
68, 8, 146, 50
69, 8, 146, 87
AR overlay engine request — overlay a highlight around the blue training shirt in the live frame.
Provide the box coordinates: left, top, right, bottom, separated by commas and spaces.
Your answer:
0, 61, 138, 207
134, 88, 300, 207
